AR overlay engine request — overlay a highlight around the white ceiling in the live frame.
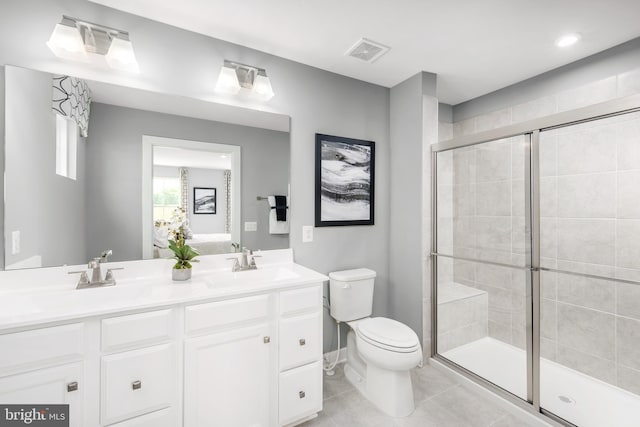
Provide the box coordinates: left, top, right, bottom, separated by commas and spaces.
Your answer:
90, 0, 640, 105
153, 147, 231, 170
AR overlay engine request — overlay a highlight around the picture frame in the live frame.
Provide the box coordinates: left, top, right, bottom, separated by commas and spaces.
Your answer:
193, 187, 217, 214
315, 133, 375, 227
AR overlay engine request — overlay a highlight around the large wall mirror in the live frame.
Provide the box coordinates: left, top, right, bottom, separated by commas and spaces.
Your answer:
3, 65, 291, 270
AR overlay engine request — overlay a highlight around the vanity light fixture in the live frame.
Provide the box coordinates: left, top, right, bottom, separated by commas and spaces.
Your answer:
47, 15, 140, 73
556, 33, 581, 48
46, 16, 88, 62
215, 60, 275, 100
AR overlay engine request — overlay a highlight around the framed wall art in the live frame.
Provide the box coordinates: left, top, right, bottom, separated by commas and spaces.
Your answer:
315, 133, 375, 226
193, 187, 217, 214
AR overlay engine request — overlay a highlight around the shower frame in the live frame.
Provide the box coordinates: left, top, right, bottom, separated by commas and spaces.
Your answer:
430, 93, 640, 426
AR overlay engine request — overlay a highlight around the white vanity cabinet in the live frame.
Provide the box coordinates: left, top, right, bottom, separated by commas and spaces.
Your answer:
100, 309, 178, 426
0, 267, 324, 427
183, 286, 324, 427
183, 295, 275, 427
278, 287, 323, 426
0, 362, 84, 427
0, 323, 86, 427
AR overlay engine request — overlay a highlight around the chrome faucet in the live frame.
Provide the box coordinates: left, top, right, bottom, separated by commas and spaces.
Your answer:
69, 250, 123, 289
227, 247, 261, 272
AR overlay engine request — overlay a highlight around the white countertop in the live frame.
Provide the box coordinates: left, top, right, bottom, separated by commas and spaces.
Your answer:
0, 249, 328, 332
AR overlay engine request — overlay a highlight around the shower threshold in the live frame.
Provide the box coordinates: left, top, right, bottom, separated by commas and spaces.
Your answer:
442, 337, 640, 427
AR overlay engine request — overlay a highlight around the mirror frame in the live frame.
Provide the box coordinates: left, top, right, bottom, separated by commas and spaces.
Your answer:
141, 135, 242, 259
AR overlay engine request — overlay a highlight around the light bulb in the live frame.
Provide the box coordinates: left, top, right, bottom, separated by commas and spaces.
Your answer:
556, 33, 581, 48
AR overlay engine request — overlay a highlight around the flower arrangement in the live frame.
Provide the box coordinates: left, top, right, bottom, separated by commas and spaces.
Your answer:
168, 225, 200, 271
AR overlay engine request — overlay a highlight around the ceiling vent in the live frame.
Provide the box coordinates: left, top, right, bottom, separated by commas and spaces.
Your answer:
345, 38, 390, 63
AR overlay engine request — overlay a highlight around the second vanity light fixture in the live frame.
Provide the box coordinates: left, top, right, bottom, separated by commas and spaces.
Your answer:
47, 15, 139, 73
215, 60, 275, 101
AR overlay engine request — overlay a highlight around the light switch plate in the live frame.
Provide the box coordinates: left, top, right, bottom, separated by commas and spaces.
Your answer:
244, 222, 257, 232
11, 231, 20, 255
302, 226, 313, 243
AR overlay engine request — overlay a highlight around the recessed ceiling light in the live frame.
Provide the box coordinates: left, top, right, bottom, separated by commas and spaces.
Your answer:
556, 33, 581, 48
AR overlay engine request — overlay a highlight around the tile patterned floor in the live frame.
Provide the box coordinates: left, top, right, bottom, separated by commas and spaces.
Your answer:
301, 363, 545, 427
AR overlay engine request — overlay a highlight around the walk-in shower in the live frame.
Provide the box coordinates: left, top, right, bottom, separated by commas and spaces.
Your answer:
431, 95, 640, 427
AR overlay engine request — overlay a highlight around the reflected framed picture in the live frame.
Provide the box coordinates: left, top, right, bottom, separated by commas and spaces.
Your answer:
193, 187, 216, 214
315, 133, 375, 227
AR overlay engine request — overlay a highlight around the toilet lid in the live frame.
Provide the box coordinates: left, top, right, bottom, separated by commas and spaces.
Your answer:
356, 317, 419, 350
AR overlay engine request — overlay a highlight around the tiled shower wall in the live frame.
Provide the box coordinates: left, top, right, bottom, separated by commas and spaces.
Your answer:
435, 69, 640, 395
436, 137, 528, 349
539, 113, 640, 395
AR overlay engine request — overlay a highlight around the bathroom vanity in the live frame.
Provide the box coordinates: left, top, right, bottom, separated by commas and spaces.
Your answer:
0, 249, 326, 427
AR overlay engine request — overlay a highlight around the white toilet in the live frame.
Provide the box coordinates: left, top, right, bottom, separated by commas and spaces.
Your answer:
329, 268, 422, 417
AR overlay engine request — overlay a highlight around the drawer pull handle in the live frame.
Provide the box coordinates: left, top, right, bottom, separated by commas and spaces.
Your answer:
263, 336, 271, 344
67, 382, 78, 393
299, 390, 306, 399
132, 380, 142, 390
299, 338, 306, 346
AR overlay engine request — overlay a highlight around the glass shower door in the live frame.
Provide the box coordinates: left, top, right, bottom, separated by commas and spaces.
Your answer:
538, 111, 640, 427
435, 135, 531, 400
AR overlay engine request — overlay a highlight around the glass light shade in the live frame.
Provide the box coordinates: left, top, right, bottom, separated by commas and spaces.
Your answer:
253, 73, 275, 100
215, 66, 241, 95
46, 22, 88, 62
105, 37, 140, 73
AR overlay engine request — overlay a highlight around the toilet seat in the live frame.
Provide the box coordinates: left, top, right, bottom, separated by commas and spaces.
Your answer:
356, 317, 420, 353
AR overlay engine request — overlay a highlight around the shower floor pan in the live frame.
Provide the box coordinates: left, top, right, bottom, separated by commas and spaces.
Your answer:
442, 337, 640, 427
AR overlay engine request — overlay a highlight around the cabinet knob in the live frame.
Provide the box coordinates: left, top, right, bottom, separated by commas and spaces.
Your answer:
263, 336, 271, 344
299, 390, 306, 399
67, 382, 78, 393
299, 338, 306, 346
132, 380, 142, 390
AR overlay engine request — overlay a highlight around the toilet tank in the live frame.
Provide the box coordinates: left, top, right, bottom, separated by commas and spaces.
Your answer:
329, 268, 376, 322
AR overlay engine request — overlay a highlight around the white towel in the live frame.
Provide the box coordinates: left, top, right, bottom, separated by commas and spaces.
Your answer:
267, 196, 290, 234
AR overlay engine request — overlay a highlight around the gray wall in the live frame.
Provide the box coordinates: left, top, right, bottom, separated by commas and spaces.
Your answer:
454, 37, 640, 121
0, 0, 390, 353
86, 102, 290, 262
389, 72, 438, 347
188, 168, 227, 234
4, 66, 86, 268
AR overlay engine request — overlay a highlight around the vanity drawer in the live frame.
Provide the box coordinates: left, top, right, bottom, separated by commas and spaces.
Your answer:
102, 309, 173, 352
0, 323, 84, 375
280, 286, 322, 316
101, 343, 176, 425
109, 408, 174, 427
185, 294, 270, 335
279, 361, 322, 426
279, 311, 322, 371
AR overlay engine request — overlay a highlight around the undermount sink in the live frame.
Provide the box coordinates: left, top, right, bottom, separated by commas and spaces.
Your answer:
206, 266, 301, 288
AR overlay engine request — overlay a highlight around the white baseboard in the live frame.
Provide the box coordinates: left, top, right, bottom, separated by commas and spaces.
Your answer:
323, 347, 347, 366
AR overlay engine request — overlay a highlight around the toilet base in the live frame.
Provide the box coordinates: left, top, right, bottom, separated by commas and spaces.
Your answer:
343, 331, 416, 417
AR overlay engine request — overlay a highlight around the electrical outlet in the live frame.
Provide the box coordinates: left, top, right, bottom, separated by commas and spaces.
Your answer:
244, 221, 257, 232
11, 231, 20, 255
302, 225, 313, 243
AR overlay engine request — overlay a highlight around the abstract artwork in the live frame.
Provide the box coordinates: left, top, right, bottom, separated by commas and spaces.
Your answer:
315, 133, 375, 226
194, 187, 216, 214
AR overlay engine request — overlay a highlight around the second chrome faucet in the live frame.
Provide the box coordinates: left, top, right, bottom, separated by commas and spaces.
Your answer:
227, 247, 261, 272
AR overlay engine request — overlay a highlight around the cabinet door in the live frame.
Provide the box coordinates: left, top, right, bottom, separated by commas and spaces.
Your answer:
0, 362, 83, 427
184, 322, 273, 427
